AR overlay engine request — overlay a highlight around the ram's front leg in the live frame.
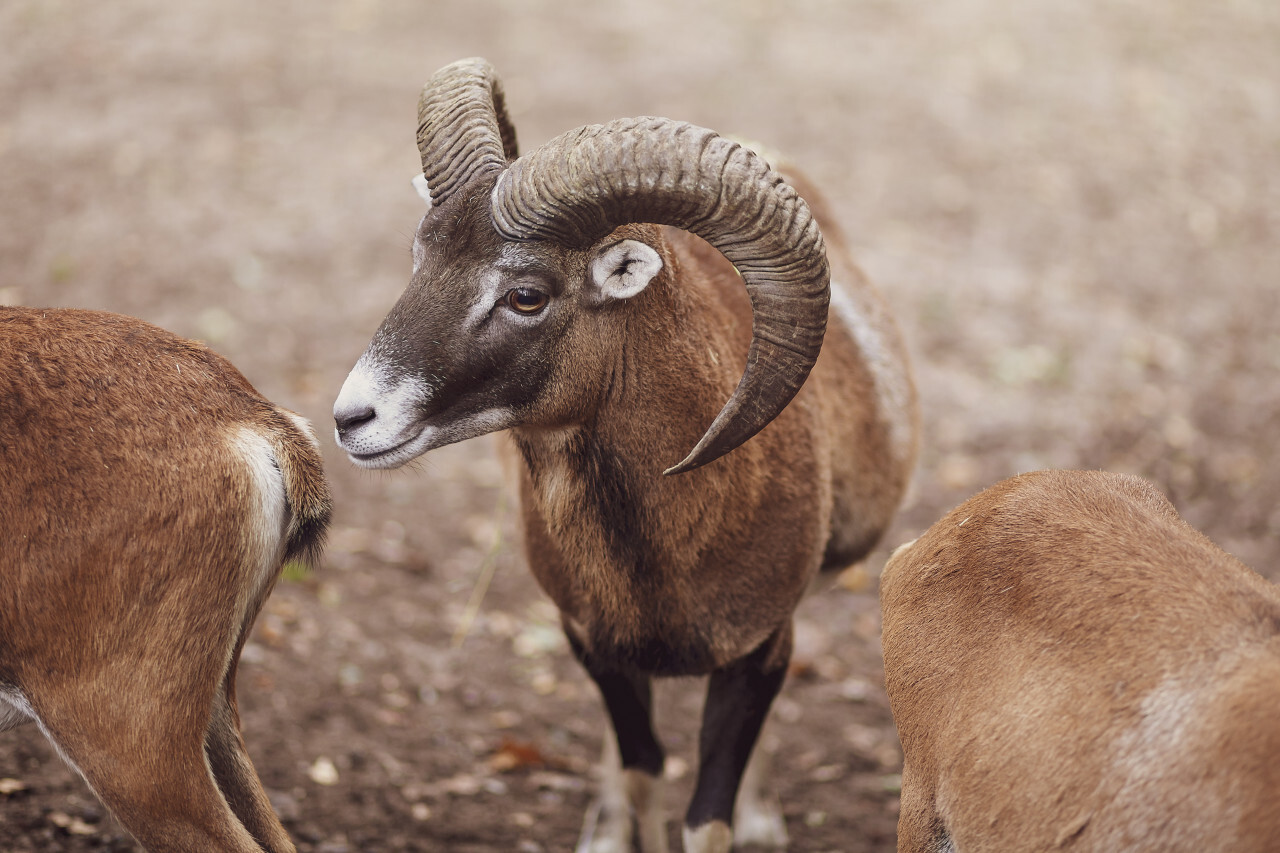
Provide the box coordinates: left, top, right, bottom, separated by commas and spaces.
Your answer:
569, 633, 669, 853
684, 625, 792, 853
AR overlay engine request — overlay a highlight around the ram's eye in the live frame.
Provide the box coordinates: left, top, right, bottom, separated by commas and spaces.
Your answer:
506, 287, 549, 314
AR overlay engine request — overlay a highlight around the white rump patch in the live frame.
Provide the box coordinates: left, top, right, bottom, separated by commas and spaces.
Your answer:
590, 239, 662, 302
225, 426, 289, 624
412, 173, 433, 209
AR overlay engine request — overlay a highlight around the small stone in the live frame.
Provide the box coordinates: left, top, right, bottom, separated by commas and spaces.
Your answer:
309, 757, 340, 786
839, 677, 873, 702
810, 764, 844, 782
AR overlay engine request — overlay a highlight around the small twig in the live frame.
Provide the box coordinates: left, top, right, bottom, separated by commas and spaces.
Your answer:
451, 488, 509, 648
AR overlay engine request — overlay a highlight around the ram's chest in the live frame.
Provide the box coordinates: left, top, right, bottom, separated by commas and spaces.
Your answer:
518, 444, 730, 675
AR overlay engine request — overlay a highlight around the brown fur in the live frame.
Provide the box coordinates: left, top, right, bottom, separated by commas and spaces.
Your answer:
0, 307, 331, 853
512, 181, 917, 675
881, 469, 1280, 853
339, 140, 918, 847
482, 167, 919, 850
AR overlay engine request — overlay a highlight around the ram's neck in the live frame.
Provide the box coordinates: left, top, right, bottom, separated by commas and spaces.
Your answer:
514, 267, 745, 552
509, 248, 766, 669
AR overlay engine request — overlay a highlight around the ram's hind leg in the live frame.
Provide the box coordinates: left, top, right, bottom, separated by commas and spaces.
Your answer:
732, 735, 789, 848
577, 719, 670, 853
205, 672, 295, 853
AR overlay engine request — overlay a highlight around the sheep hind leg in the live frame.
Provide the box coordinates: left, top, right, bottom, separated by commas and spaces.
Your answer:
569, 642, 668, 853
896, 767, 953, 853
30, 681, 263, 853
205, 674, 295, 853
577, 723, 668, 853
732, 736, 789, 849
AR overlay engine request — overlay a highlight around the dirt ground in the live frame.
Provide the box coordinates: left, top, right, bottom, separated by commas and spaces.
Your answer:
2, 1, 1278, 850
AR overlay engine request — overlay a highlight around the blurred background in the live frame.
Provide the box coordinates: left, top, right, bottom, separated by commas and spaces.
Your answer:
2, 1, 1277, 850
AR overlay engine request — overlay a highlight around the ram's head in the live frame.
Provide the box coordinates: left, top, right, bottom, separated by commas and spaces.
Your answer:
334, 57, 830, 474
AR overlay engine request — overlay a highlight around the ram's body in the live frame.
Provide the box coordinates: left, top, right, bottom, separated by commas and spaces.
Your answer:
514, 194, 914, 678
335, 58, 917, 852
881, 470, 1280, 853
0, 307, 330, 853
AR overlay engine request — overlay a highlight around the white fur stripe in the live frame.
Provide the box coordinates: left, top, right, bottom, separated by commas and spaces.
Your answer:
829, 280, 915, 464
0, 684, 34, 732
222, 425, 290, 679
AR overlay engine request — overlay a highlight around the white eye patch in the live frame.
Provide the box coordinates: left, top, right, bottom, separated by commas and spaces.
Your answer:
590, 239, 662, 302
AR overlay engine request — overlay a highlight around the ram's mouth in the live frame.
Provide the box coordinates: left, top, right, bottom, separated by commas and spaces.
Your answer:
340, 423, 435, 470
346, 444, 410, 469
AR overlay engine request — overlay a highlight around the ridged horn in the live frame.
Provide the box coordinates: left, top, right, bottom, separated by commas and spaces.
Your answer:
417, 57, 518, 208
490, 117, 830, 475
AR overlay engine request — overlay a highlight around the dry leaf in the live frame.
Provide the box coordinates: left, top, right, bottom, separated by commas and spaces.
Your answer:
489, 738, 549, 773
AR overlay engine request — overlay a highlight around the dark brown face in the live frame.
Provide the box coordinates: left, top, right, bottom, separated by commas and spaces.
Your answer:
384, 57, 832, 476
332, 176, 666, 469
337, 55, 830, 475
332, 179, 565, 468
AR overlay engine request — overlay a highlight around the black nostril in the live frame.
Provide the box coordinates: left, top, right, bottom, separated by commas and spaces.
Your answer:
334, 405, 376, 437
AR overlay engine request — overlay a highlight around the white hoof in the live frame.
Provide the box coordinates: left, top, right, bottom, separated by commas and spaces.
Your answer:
734, 797, 789, 848
683, 820, 734, 853
733, 734, 789, 848
577, 768, 668, 853
576, 795, 632, 853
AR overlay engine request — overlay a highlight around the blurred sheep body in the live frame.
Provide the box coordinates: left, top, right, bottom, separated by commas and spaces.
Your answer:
0, 307, 331, 853
881, 469, 1280, 853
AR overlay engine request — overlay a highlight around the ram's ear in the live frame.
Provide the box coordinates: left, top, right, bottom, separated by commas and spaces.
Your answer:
588, 239, 663, 303
412, 173, 433, 209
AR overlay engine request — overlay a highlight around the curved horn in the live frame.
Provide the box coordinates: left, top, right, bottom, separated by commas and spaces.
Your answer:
490, 117, 830, 475
417, 57, 518, 208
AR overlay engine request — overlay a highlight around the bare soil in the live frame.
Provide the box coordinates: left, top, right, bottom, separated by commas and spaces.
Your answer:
1, 1, 1277, 850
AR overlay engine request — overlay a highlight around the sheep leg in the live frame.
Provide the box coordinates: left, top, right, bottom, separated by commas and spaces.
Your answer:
896, 766, 952, 853
205, 674, 295, 853
732, 736, 789, 848
683, 625, 791, 853
569, 636, 668, 853
27, 679, 266, 853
